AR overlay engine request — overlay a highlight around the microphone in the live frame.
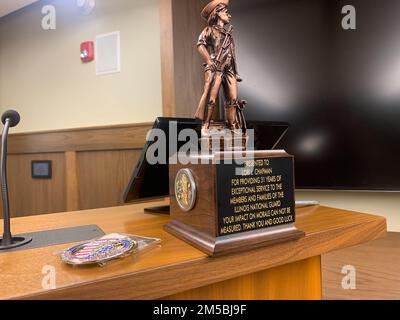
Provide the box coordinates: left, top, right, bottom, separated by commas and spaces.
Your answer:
1, 110, 21, 128
0, 110, 32, 250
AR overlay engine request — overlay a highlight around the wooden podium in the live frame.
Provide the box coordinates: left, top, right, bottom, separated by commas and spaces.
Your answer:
0, 200, 386, 300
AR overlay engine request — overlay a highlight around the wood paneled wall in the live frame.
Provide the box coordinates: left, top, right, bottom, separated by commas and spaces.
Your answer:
2, 123, 151, 218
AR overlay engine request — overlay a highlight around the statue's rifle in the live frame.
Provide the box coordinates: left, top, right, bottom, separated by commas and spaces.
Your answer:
215, 26, 247, 133
213, 25, 233, 71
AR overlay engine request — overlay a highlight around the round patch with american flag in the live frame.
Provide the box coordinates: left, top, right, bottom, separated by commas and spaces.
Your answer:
61, 238, 137, 265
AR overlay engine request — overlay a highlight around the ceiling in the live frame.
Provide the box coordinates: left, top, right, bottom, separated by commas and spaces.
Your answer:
0, 0, 40, 18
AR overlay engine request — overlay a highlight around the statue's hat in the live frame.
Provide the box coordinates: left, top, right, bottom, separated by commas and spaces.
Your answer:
201, 0, 229, 21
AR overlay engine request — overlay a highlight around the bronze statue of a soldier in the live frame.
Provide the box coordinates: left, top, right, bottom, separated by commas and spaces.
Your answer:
195, 0, 246, 135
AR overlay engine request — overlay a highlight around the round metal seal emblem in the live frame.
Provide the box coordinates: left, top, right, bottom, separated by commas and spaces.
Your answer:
175, 168, 197, 212
60, 238, 137, 265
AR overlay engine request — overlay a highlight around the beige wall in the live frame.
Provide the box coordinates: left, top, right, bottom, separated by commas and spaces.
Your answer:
0, 0, 162, 133
296, 191, 400, 232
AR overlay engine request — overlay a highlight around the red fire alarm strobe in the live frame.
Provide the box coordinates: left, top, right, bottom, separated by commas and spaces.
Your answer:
80, 41, 94, 62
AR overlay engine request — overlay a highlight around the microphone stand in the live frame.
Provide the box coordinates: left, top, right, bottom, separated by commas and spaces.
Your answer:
0, 115, 32, 250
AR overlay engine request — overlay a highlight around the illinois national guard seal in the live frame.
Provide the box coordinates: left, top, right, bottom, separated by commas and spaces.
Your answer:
175, 169, 197, 212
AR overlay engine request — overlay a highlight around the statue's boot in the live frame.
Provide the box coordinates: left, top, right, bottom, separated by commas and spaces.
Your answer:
203, 102, 215, 130
225, 101, 239, 131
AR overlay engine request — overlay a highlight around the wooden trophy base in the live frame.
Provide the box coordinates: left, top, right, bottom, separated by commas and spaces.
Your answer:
165, 220, 304, 256
165, 150, 305, 256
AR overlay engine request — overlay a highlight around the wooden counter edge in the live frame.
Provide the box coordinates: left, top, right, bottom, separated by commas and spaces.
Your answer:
17, 215, 386, 300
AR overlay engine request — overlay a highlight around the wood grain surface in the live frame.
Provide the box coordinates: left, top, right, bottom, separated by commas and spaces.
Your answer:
0, 202, 386, 300
160, 0, 210, 118
166, 256, 322, 300
76, 150, 141, 210
7, 153, 67, 217
322, 232, 400, 300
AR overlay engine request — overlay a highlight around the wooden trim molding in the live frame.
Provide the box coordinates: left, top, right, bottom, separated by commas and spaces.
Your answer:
8, 122, 152, 154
